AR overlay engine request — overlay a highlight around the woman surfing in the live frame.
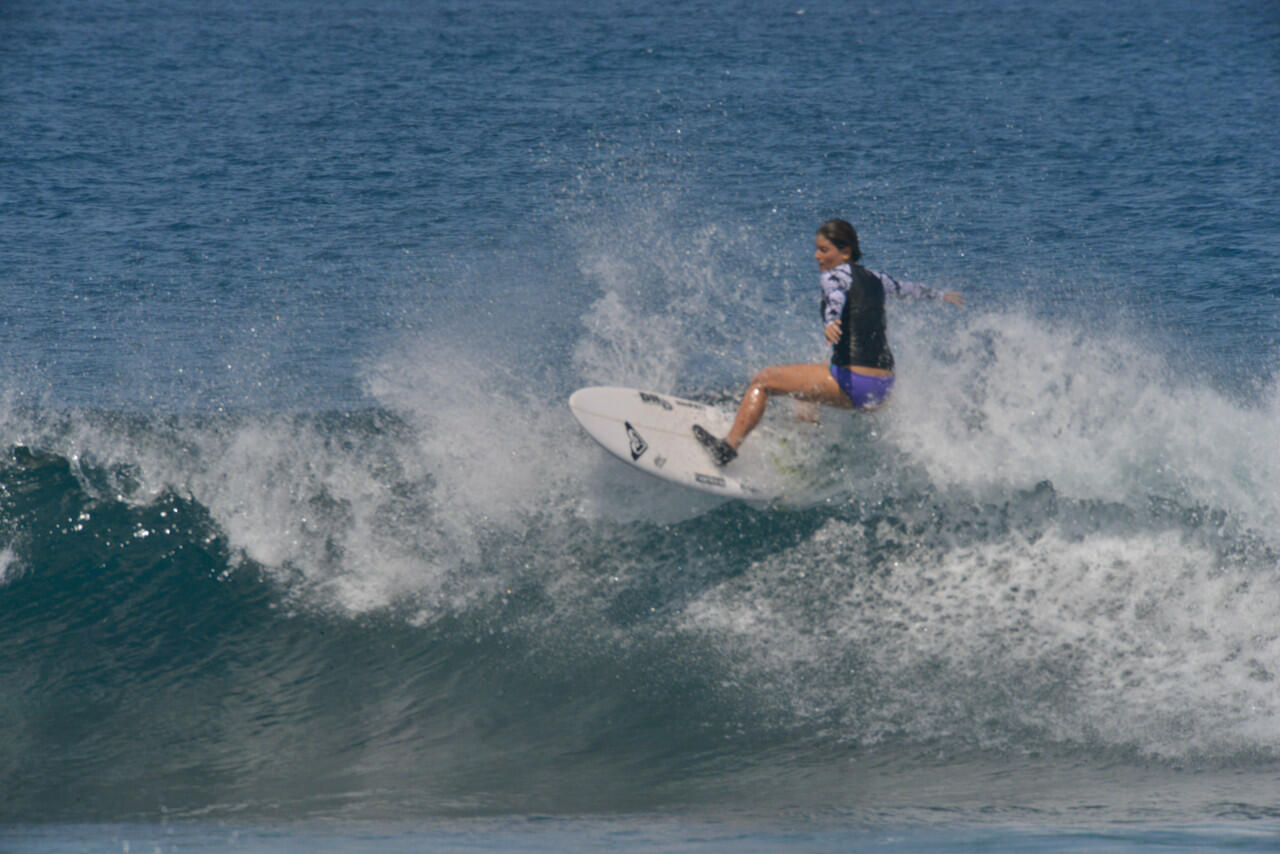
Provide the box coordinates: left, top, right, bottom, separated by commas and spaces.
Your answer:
694, 219, 963, 465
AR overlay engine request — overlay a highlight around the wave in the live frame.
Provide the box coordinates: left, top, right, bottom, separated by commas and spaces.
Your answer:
2, 265, 1278, 819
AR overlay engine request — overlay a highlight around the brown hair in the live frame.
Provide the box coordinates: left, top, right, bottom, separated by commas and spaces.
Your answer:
817, 219, 862, 264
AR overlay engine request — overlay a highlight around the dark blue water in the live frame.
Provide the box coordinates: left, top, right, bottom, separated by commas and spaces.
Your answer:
2, 0, 1279, 849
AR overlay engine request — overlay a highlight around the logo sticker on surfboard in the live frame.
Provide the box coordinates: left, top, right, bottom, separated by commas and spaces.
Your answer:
638, 392, 673, 411
624, 421, 648, 460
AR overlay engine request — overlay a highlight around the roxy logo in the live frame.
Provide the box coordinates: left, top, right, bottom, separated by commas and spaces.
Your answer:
624, 422, 648, 460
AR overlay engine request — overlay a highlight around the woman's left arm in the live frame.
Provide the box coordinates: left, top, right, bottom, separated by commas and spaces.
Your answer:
873, 270, 964, 307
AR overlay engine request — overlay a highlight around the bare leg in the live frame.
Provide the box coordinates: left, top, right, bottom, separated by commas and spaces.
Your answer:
724, 364, 851, 450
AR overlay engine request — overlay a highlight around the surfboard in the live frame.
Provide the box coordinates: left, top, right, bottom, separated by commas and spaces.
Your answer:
569, 385, 785, 499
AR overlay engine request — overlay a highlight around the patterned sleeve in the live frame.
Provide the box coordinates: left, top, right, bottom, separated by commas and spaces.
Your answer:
820, 267, 849, 324
869, 269, 943, 300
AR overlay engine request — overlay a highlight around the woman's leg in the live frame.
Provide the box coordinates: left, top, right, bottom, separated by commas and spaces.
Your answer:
724, 363, 850, 449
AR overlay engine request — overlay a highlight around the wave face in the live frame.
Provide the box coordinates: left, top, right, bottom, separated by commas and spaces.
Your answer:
2, 306, 1278, 821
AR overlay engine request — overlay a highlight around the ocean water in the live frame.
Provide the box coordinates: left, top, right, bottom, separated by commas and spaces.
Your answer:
2, 0, 1279, 850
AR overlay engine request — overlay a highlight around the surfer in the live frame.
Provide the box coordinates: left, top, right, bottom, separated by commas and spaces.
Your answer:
694, 219, 963, 465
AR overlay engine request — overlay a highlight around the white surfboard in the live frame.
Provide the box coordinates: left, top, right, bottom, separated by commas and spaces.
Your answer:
569, 386, 787, 499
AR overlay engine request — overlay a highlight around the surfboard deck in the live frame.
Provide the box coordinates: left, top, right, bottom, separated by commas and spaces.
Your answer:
569, 386, 785, 499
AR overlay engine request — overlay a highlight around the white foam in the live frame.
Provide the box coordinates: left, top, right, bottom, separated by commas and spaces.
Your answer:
667, 300, 1280, 758
887, 309, 1280, 540
680, 517, 1280, 758
0, 545, 19, 586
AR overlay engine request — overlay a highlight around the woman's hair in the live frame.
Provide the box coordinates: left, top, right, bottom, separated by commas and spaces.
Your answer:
817, 218, 862, 263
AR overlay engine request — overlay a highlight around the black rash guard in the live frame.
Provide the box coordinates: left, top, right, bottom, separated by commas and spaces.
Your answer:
820, 263, 944, 371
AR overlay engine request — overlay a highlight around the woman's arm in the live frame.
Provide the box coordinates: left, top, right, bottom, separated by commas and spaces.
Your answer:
872, 270, 965, 307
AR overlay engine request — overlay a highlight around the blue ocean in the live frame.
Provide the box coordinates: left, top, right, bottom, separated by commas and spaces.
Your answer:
3, 0, 1279, 850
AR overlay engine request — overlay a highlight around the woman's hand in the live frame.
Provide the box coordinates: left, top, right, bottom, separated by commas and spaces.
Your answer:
943, 291, 965, 307
824, 320, 842, 345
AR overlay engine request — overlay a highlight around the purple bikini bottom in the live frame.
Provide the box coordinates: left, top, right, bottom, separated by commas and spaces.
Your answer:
830, 365, 894, 410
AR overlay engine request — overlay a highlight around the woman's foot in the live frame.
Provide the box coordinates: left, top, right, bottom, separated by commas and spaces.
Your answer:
692, 425, 737, 466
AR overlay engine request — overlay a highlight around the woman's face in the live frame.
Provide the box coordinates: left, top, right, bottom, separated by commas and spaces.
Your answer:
815, 234, 851, 272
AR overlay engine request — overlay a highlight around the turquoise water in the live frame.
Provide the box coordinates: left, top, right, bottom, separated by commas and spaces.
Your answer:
2, 0, 1279, 849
